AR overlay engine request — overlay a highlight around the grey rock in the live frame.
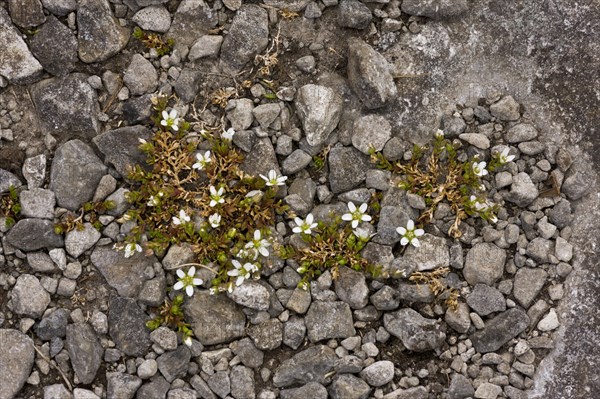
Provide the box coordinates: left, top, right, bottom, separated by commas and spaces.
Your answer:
328, 146, 371, 193
135, 375, 170, 399
220, 5, 269, 72
474, 382, 502, 399
188, 35, 223, 60
360, 241, 394, 269
537, 308, 560, 331
371, 285, 400, 311
44, 384, 73, 399
91, 246, 155, 297
284, 287, 312, 314
467, 284, 506, 316
383, 308, 446, 352
305, 301, 356, 342
167, 389, 196, 399
366, 169, 391, 191
394, 234, 450, 273
105, 187, 130, 216
459, 133, 490, 149
66, 323, 103, 384
513, 268, 547, 308
41, 0, 76, 16
73, 388, 101, 399
7, 218, 63, 251
505, 124, 538, 143
448, 373, 475, 399
248, 319, 283, 350
276, 134, 294, 155
32, 75, 100, 140
253, 103, 281, 129
166, 0, 218, 48
281, 382, 328, 399
360, 360, 394, 387
27, 252, 57, 273
35, 308, 69, 341
22, 154, 46, 192
273, 345, 337, 387
330, 374, 371, 398
445, 302, 471, 334
338, 0, 372, 29
506, 172, 539, 207
49, 139, 106, 210
77, 0, 130, 63
124, 54, 158, 95
150, 327, 178, 351
242, 138, 281, 178
107, 372, 142, 399
173, 68, 203, 103
227, 99, 255, 131
122, 94, 154, 124
230, 365, 255, 399
65, 223, 101, 258
495, 171, 513, 189
0, 8, 43, 84
231, 338, 264, 369
295, 84, 343, 146
207, 371, 230, 398
161, 243, 195, 270
490, 96, 520, 121
12, 274, 51, 318
229, 281, 271, 311
442, 115, 467, 137
549, 199, 572, 229
189, 375, 216, 399
283, 315, 306, 350
396, 282, 435, 303
282, 149, 313, 175
562, 166, 591, 200
504, 386, 527, 399
347, 38, 397, 109
108, 297, 151, 357
29, 16, 77, 76
157, 345, 190, 382
471, 308, 530, 353
0, 329, 35, 399
555, 236, 573, 262
518, 141, 546, 155
296, 55, 316, 72
334, 266, 369, 309
352, 114, 392, 154
525, 237, 554, 263
19, 188, 55, 219
462, 243, 506, 286
401, 0, 468, 19
93, 125, 153, 179
132, 5, 171, 33
382, 386, 428, 399
185, 291, 246, 345
263, 0, 311, 12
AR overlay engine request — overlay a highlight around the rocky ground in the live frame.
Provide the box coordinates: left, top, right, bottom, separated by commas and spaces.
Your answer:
0, 1, 599, 399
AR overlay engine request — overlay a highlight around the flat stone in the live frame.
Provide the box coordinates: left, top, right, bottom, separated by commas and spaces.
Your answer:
448, 373, 475, 399
295, 84, 343, 146
9, 0, 46, 28
383, 308, 446, 352
77, 0, 130, 63
228, 280, 271, 311
248, 319, 283, 350
394, 234, 450, 273
135, 375, 170, 399
334, 266, 369, 309
338, 0, 372, 29
506, 172, 539, 207
230, 365, 255, 399
459, 133, 490, 149
65, 223, 101, 258
166, 0, 218, 48
305, 301, 356, 342
91, 246, 155, 298
471, 308, 530, 353
513, 268, 547, 308
11, 274, 50, 319
505, 124, 538, 143
108, 297, 152, 357
273, 345, 337, 387
0, 168, 23, 193
207, 371, 230, 398
231, 338, 264, 369
490, 96, 521, 121
66, 323, 103, 384
347, 38, 397, 109
280, 382, 328, 399
330, 374, 371, 398
220, 5, 269, 73
444, 302, 472, 334
401, 0, 468, 19
474, 382, 502, 399
43, 384, 73, 399
526, 237, 554, 263
283, 316, 306, 350
184, 291, 246, 345
262, 0, 311, 12
0, 329, 35, 399
106, 372, 142, 399
282, 149, 313, 175
462, 243, 506, 286
7, 218, 63, 251
93, 125, 152, 179
35, 308, 69, 341
467, 284, 506, 316
40, 0, 77, 16
0, 8, 43, 84
132, 5, 171, 33
188, 35, 223, 60
241, 138, 281, 179
382, 386, 428, 399
352, 114, 392, 154
537, 308, 560, 331
19, 188, 55, 219
29, 15, 77, 76
173, 68, 203, 103
328, 146, 371, 193
123, 54, 158, 95
227, 98, 255, 131
157, 345, 190, 382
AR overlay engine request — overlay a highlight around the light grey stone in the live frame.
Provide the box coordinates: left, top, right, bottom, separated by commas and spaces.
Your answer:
295, 84, 343, 146
188, 35, 223, 60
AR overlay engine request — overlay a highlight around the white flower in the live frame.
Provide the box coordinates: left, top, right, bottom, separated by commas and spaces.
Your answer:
498, 147, 515, 164
173, 266, 203, 297
209, 213, 221, 228
124, 243, 142, 258
293, 213, 318, 235
472, 161, 488, 177
160, 109, 180, 131
435, 129, 444, 138
260, 169, 288, 186
183, 336, 193, 347
146, 191, 164, 207
209, 186, 225, 207
353, 227, 375, 241
244, 230, 270, 259
222, 128, 235, 141
172, 209, 191, 225
227, 260, 257, 287
192, 151, 211, 170
341, 202, 372, 228
396, 219, 425, 247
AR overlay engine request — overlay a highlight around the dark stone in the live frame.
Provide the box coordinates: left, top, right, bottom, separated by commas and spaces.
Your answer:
93, 125, 152, 179
273, 345, 337, 387
305, 301, 356, 342
471, 308, 530, 353
29, 16, 77, 76
122, 94, 154, 124
65, 323, 103, 384
8, 0, 45, 28
166, 0, 218, 47
135, 375, 170, 399
328, 146, 371, 193
6, 219, 64, 251
108, 297, 152, 357
157, 345, 190, 382
173, 69, 203, 103
35, 308, 70, 341
383, 308, 446, 352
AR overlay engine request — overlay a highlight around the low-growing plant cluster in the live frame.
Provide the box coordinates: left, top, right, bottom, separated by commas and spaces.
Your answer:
0, 185, 20, 228
54, 200, 116, 234
132, 27, 174, 56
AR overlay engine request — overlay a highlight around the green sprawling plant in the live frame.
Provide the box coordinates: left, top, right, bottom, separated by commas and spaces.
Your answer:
0, 186, 21, 228
132, 27, 174, 56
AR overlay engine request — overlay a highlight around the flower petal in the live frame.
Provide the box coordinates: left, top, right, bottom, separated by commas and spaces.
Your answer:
341, 214, 352, 221
359, 203, 368, 213
173, 281, 184, 290
407, 219, 415, 230
292, 227, 302, 234
176, 269, 185, 278
396, 227, 407, 235
193, 278, 203, 286
306, 213, 313, 224
259, 247, 269, 257
186, 285, 194, 297
400, 237, 409, 246
362, 215, 372, 222
411, 238, 421, 248
188, 266, 196, 276
348, 202, 356, 212
414, 229, 425, 237
162, 110, 169, 120
351, 220, 359, 229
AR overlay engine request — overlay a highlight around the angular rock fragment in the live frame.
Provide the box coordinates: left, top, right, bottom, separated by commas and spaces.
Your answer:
66, 323, 103, 384
295, 84, 343, 146
0, 329, 35, 399
273, 345, 337, 387
383, 308, 446, 352
471, 308, 530, 353
0, 8, 43, 84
